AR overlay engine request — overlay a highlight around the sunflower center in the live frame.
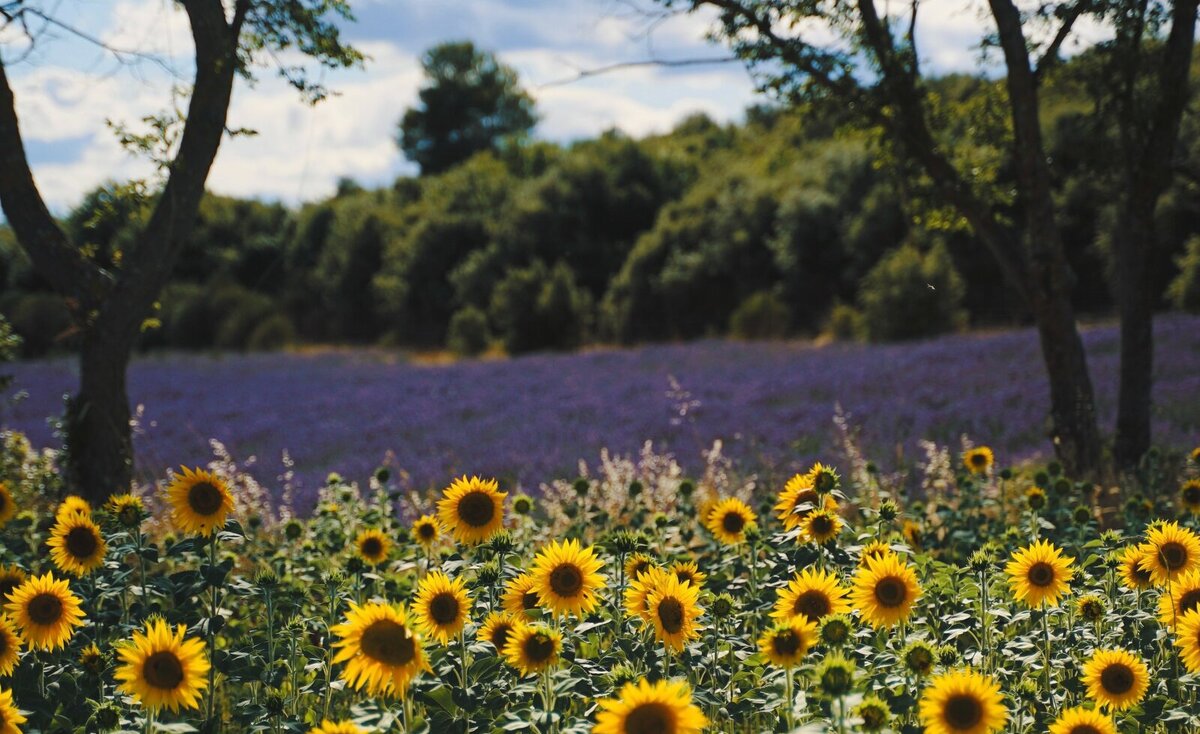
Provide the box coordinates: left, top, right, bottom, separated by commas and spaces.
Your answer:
142, 651, 185, 690
490, 623, 513, 651
675, 570, 695, 585
1183, 486, 1200, 505
1179, 589, 1200, 615
0, 493, 6, 512
874, 577, 908, 608
429, 592, 461, 625
810, 515, 834, 536
625, 702, 675, 734
970, 454, 987, 468
1027, 562, 1056, 587
522, 591, 540, 610
187, 482, 224, 517
1068, 726, 1102, 734
418, 523, 436, 540
360, 620, 417, 666
794, 590, 831, 619
1160, 542, 1188, 570
361, 537, 383, 557
1129, 562, 1152, 584
657, 598, 685, 634
549, 564, 583, 598
772, 629, 801, 657
28, 592, 63, 626
0, 578, 19, 601
65, 526, 99, 559
722, 512, 745, 534
943, 694, 983, 731
1100, 663, 1134, 695
457, 491, 495, 527
793, 489, 818, 516
630, 561, 650, 579
0, 631, 7, 656
524, 632, 556, 663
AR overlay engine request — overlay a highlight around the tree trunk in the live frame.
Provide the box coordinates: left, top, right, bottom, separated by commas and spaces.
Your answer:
1112, 206, 1154, 467
66, 325, 135, 501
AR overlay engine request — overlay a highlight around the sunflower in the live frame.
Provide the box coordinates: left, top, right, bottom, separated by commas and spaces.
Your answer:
502, 573, 543, 617
962, 447, 994, 475
1158, 568, 1200, 627
436, 476, 506, 545
669, 560, 706, 589
1005, 539, 1074, 607
774, 473, 837, 531
644, 573, 703, 651
1192, 446, 1200, 463
1081, 649, 1149, 711
850, 553, 921, 628
0, 567, 26, 604
1117, 546, 1154, 591
1182, 479, 1200, 515
412, 571, 471, 645
1175, 608, 1200, 673
308, 722, 365, 734
105, 493, 146, 528
4, 572, 86, 651
55, 495, 91, 521
530, 538, 606, 617
0, 616, 21, 677
78, 642, 105, 675
354, 529, 391, 566
0, 485, 13, 527
115, 618, 210, 712
773, 567, 852, 624
858, 539, 895, 567
0, 687, 26, 734
502, 623, 561, 676
331, 601, 429, 698
624, 566, 672, 623
703, 497, 757, 545
593, 678, 708, 734
1139, 521, 1200, 585
802, 508, 843, 544
902, 520, 924, 550
477, 612, 520, 652
1048, 706, 1118, 734
165, 467, 235, 537
624, 553, 656, 582
46, 513, 107, 577
918, 668, 1007, 734
757, 615, 817, 668
411, 514, 441, 549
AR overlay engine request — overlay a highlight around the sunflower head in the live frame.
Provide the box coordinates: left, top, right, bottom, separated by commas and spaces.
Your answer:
774, 473, 837, 531
815, 652, 856, 697
55, 495, 92, 521
1081, 649, 1149, 711
645, 572, 703, 651
78, 641, 105, 675
1182, 479, 1200, 515
623, 565, 672, 623
331, 601, 429, 699
0, 688, 27, 732
669, 559, 706, 589
0, 565, 27, 603
918, 668, 1007, 734
511, 492, 535, 516
856, 695, 892, 732
115, 618, 210, 713
902, 520, 923, 550
46, 513, 107, 577
772, 567, 851, 624
502, 572, 544, 617
858, 539, 894, 567
1139, 521, 1200, 585
803, 508, 843, 545
1005, 539, 1074, 607
1158, 569, 1200, 627
593, 677, 708, 734
0, 615, 22, 678
849, 553, 922, 629
4, 571, 86, 651
411, 514, 440, 548
354, 529, 391, 566
436, 476, 506, 545
758, 615, 817, 668
963, 447, 994, 475
1117, 546, 1154, 591
818, 613, 853, 647
1025, 486, 1047, 511
1048, 706, 1118, 734
1175, 608, 1200, 673
165, 467, 236, 537
624, 553, 656, 582
502, 623, 561, 676
308, 722, 366, 734
0, 484, 14, 527
530, 538, 606, 617
1075, 594, 1105, 623
902, 639, 936, 677
477, 611, 520, 653
105, 493, 146, 528
703, 497, 757, 545
413, 570, 471, 645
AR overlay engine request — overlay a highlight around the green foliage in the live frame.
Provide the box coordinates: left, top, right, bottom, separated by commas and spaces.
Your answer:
398, 41, 537, 175
0, 313, 20, 395
2, 292, 72, 356
489, 261, 591, 353
447, 305, 491, 357
729, 290, 791, 340
858, 241, 966, 342
1168, 236, 1200, 312
825, 302, 865, 342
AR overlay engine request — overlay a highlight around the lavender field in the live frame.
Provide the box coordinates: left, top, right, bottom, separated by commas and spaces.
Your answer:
3, 315, 1198, 509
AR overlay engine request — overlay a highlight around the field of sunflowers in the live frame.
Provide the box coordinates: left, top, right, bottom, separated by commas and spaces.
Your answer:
0, 431, 1199, 734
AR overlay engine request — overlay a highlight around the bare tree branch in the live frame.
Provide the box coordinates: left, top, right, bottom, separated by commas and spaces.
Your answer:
1034, 0, 1090, 83
538, 55, 741, 88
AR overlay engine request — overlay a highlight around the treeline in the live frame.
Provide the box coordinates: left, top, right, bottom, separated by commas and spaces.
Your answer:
2, 69, 1199, 358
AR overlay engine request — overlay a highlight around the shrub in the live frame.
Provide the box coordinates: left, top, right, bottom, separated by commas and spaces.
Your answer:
858, 241, 966, 341
246, 314, 296, 351
490, 260, 591, 353
3, 292, 72, 356
1167, 235, 1200, 313
825, 302, 864, 341
729, 290, 790, 340
447, 305, 491, 356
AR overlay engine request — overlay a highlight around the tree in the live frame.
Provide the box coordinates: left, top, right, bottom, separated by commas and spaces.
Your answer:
0, 1, 362, 501
398, 41, 537, 175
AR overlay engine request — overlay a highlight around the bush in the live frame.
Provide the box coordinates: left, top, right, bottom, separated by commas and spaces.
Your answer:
490, 261, 591, 353
447, 306, 491, 356
1167, 236, 1200, 313
214, 289, 279, 351
3, 292, 72, 356
246, 314, 296, 351
825, 302, 864, 341
729, 290, 790, 340
858, 241, 966, 341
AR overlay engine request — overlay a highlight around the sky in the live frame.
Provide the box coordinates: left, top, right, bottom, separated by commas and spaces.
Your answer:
0, 0, 1100, 211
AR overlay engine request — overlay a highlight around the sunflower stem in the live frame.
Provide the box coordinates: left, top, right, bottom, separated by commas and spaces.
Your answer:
783, 667, 795, 730
1041, 605, 1053, 708
206, 534, 220, 726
